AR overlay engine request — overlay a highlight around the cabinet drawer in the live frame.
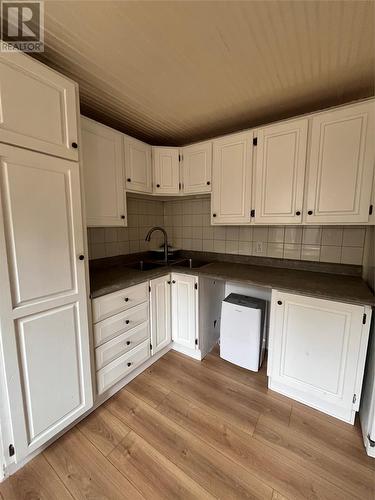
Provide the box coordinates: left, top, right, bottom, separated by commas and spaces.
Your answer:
92, 282, 149, 323
97, 339, 150, 395
93, 302, 149, 347
95, 321, 149, 370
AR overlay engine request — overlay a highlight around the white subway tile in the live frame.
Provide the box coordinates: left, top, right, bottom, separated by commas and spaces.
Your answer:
342, 227, 366, 247
302, 227, 322, 245
284, 227, 302, 244
225, 240, 239, 254
226, 226, 240, 241
238, 241, 252, 255
267, 243, 284, 258
341, 246, 363, 265
253, 226, 268, 242
268, 227, 285, 243
239, 226, 253, 242
320, 245, 341, 263
213, 240, 226, 253
203, 239, 214, 252
301, 244, 320, 261
283, 243, 301, 260
321, 227, 343, 246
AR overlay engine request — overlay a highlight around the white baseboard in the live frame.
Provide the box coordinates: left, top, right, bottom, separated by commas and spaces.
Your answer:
172, 342, 202, 360
2, 343, 173, 481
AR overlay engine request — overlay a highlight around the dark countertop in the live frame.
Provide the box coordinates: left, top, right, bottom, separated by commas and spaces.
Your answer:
89, 255, 375, 306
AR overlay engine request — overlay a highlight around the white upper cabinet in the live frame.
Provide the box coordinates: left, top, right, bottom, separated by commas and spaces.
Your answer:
268, 291, 370, 424
182, 141, 212, 194
0, 52, 79, 161
211, 131, 253, 224
0, 144, 92, 461
124, 136, 152, 193
305, 101, 375, 224
81, 117, 126, 227
150, 275, 172, 354
152, 147, 180, 194
253, 119, 308, 224
171, 273, 197, 350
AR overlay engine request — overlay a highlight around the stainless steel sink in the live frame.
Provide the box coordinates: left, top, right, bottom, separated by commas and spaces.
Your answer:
125, 260, 166, 271
171, 258, 209, 269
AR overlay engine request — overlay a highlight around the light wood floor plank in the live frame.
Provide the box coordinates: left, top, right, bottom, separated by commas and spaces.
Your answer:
125, 371, 170, 408
254, 413, 374, 499
0, 454, 73, 500
77, 405, 131, 456
290, 404, 375, 470
108, 430, 216, 500
162, 351, 292, 424
145, 358, 259, 433
157, 390, 356, 500
106, 389, 273, 499
43, 427, 144, 500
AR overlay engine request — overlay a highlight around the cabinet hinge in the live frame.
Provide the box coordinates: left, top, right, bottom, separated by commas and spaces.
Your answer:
179, 154, 183, 162
150, 343, 153, 351
9, 444, 15, 457
195, 338, 198, 346
253, 137, 258, 146
352, 394, 357, 404
363, 313, 367, 325
250, 209, 255, 218
149, 285, 151, 293
368, 434, 375, 447
179, 182, 182, 191
369, 205, 373, 215
194, 282, 198, 290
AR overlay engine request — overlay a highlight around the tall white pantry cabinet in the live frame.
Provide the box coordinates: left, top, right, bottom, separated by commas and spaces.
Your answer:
0, 53, 92, 468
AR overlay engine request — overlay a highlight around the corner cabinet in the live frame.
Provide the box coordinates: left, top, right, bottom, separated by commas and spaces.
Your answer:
268, 291, 371, 423
305, 101, 375, 224
211, 131, 253, 224
152, 147, 180, 194
253, 119, 308, 224
0, 144, 92, 462
0, 52, 79, 161
150, 275, 172, 353
171, 273, 198, 350
124, 136, 152, 193
81, 117, 127, 227
182, 141, 212, 194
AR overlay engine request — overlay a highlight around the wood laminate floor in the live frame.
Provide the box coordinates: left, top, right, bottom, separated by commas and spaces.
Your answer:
1, 347, 374, 500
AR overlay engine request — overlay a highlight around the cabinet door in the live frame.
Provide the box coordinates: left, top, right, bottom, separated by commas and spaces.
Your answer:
0, 145, 92, 461
253, 119, 308, 224
211, 131, 253, 224
305, 101, 375, 224
81, 117, 126, 227
124, 136, 152, 193
268, 291, 369, 423
150, 275, 172, 354
0, 52, 78, 161
152, 147, 180, 194
171, 273, 197, 349
182, 141, 212, 194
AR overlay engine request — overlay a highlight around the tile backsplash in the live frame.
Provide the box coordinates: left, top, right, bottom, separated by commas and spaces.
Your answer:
88, 198, 164, 259
88, 195, 367, 266
164, 198, 366, 265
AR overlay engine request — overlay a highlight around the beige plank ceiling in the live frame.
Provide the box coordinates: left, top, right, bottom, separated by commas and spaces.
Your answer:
36, 0, 375, 145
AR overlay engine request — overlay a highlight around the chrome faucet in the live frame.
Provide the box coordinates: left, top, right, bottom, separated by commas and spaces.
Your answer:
145, 226, 169, 263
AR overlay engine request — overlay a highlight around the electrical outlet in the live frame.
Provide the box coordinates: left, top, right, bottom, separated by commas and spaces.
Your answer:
255, 241, 263, 253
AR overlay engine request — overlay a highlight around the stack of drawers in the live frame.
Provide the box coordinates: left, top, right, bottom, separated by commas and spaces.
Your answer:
92, 282, 150, 394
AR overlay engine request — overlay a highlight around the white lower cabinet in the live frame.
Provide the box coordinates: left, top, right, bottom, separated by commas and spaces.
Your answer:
97, 340, 150, 394
268, 290, 371, 423
171, 273, 198, 350
92, 284, 151, 396
150, 275, 172, 354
